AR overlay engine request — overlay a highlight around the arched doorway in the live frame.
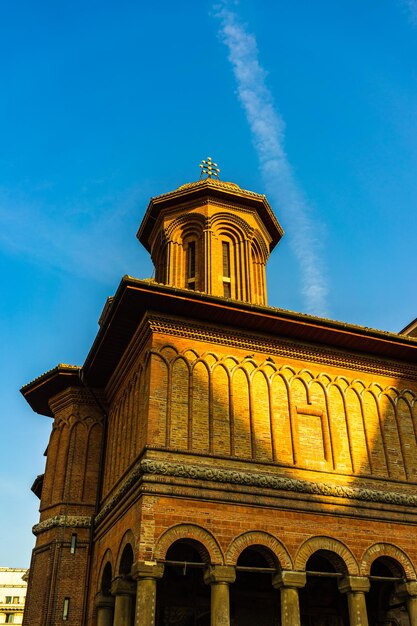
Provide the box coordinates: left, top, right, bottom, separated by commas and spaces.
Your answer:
156, 539, 211, 626
230, 546, 280, 626
96, 561, 114, 625
118, 544, 135, 626
299, 552, 349, 626
119, 543, 134, 577
366, 557, 408, 626
101, 561, 112, 596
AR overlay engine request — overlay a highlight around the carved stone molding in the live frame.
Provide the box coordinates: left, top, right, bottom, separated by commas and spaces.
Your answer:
33, 514, 92, 536
95, 464, 143, 526
95, 456, 417, 527
147, 315, 417, 381
140, 459, 417, 507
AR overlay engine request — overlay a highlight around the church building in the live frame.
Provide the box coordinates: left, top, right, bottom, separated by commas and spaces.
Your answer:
21, 160, 417, 625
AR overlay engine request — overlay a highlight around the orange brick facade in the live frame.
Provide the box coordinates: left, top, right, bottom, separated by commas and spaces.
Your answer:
22, 177, 417, 625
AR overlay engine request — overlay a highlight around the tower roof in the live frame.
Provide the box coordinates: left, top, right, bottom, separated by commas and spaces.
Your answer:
137, 177, 283, 253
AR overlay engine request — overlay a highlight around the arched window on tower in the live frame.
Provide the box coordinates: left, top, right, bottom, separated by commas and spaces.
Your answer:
222, 241, 231, 298
251, 239, 266, 305
186, 240, 196, 290
155, 243, 167, 284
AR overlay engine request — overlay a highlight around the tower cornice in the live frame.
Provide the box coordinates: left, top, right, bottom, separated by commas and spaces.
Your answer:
137, 178, 283, 253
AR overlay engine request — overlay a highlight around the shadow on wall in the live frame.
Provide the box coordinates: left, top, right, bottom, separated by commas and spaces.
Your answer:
97, 342, 417, 625
145, 343, 417, 482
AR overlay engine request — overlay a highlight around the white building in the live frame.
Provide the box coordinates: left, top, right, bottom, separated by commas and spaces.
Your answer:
0, 569, 28, 625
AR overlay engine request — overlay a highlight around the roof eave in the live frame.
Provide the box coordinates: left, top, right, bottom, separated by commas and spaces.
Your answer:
82, 278, 417, 389
21, 364, 82, 417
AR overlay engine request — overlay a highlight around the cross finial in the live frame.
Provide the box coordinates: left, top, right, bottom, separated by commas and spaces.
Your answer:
199, 157, 220, 179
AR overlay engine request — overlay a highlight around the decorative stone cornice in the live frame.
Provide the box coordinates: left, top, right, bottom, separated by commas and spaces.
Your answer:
33, 515, 92, 536
140, 459, 417, 507
95, 457, 417, 527
147, 315, 417, 380
95, 463, 143, 526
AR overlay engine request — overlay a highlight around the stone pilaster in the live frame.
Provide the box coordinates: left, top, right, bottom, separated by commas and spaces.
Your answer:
204, 565, 236, 626
338, 576, 370, 626
396, 580, 417, 625
111, 577, 135, 626
272, 570, 306, 626
94, 592, 114, 626
131, 561, 164, 626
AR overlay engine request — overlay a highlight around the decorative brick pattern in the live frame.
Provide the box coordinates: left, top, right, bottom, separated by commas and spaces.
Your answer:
294, 536, 359, 575
153, 524, 223, 564
360, 542, 416, 579
148, 315, 417, 380
23, 179, 417, 626
225, 531, 292, 569
142, 341, 417, 482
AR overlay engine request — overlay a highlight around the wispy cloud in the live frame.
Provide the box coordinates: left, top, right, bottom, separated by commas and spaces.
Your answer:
213, 2, 328, 317
402, 0, 417, 24
0, 185, 150, 283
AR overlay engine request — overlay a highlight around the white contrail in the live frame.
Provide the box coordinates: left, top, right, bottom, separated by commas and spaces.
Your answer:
403, 0, 417, 23
214, 3, 329, 317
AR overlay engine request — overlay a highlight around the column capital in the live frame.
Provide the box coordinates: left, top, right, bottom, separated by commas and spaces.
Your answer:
94, 592, 115, 609
338, 575, 370, 594
204, 565, 236, 585
110, 576, 136, 596
396, 580, 417, 598
272, 570, 306, 590
131, 560, 164, 580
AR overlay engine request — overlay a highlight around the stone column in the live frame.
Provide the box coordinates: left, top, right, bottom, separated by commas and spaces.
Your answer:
204, 565, 236, 626
131, 561, 164, 626
95, 592, 114, 626
338, 576, 370, 626
396, 581, 417, 625
272, 570, 306, 626
111, 577, 136, 626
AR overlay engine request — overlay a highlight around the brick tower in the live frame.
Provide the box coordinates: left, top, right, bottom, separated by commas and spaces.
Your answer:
22, 162, 417, 626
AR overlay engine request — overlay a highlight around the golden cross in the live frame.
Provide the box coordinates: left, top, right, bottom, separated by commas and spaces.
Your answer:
199, 157, 220, 179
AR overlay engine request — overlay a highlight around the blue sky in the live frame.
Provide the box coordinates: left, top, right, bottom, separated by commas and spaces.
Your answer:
2, 0, 417, 566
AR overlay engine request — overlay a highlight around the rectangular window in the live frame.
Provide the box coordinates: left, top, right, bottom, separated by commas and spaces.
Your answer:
223, 282, 231, 298
222, 241, 230, 278
187, 242, 196, 279
13, 596, 19, 603
63, 597, 70, 621
5, 596, 12, 604
186, 241, 196, 289
70, 533, 77, 554
5, 615, 14, 624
